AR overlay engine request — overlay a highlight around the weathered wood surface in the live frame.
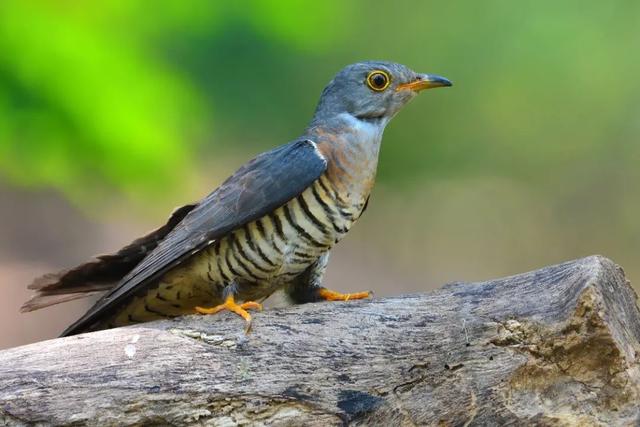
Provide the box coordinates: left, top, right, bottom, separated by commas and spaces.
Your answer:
1, 255, 639, 426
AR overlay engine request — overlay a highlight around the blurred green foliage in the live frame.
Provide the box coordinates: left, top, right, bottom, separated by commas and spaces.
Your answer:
0, 0, 639, 207
0, 0, 352, 204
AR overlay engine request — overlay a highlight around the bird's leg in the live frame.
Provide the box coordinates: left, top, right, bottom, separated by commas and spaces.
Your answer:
285, 253, 373, 303
316, 288, 372, 301
195, 294, 262, 333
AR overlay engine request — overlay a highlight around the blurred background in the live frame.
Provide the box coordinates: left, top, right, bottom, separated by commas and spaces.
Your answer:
1, 0, 639, 349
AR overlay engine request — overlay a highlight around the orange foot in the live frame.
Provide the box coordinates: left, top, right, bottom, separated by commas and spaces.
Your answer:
318, 288, 373, 302
196, 295, 263, 333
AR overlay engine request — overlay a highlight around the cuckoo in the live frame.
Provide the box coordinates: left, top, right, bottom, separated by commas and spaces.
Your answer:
22, 61, 452, 335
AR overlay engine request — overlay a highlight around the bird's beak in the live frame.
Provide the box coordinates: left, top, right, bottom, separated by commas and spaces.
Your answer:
396, 74, 452, 92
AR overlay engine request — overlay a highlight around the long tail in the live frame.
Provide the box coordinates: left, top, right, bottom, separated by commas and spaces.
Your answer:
21, 204, 196, 312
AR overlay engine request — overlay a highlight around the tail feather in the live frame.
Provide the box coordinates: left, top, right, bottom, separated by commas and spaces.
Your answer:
21, 291, 108, 312
21, 203, 197, 312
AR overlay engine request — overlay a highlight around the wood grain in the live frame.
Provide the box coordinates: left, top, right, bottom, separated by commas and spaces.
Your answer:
1, 255, 639, 426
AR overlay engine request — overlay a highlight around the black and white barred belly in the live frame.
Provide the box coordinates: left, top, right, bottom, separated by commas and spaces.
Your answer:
198, 174, 365, 296
108, 174, 367, 327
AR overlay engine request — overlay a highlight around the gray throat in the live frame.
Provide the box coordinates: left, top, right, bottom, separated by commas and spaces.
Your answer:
305, 112, 387, 199
306, 112, 388, 154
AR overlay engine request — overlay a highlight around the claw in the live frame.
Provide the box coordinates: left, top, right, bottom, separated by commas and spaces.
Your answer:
317, 288, 372, 302
196, 295, 263, 333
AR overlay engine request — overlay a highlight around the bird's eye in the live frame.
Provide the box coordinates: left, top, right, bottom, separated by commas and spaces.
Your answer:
366, 70, 390, 92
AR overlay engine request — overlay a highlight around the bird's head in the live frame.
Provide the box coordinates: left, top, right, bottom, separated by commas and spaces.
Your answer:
311, 61, 452, 126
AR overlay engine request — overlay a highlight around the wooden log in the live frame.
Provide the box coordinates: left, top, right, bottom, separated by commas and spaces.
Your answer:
1, 255, 639, 426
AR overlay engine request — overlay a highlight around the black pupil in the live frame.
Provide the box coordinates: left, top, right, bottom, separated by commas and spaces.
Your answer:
372, 73, 386, 88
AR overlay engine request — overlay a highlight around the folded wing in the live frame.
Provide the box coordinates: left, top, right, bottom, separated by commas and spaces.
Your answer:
60, 140, 327, 336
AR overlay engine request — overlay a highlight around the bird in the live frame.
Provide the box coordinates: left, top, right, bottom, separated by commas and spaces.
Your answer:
21, 61, 452, 336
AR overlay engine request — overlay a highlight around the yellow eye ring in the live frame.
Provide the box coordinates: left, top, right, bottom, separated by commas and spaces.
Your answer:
366, 70, 391, 91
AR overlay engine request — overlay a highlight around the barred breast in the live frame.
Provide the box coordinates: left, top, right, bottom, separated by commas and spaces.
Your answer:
107, 173, 368, 328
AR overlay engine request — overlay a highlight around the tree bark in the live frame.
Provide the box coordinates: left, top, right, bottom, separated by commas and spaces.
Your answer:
1, 255, 639, 426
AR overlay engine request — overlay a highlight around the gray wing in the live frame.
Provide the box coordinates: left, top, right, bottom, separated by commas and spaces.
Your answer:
61, 139, 327, 336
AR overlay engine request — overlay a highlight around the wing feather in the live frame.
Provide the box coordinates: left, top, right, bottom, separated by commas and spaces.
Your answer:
60, 140, 327, 336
